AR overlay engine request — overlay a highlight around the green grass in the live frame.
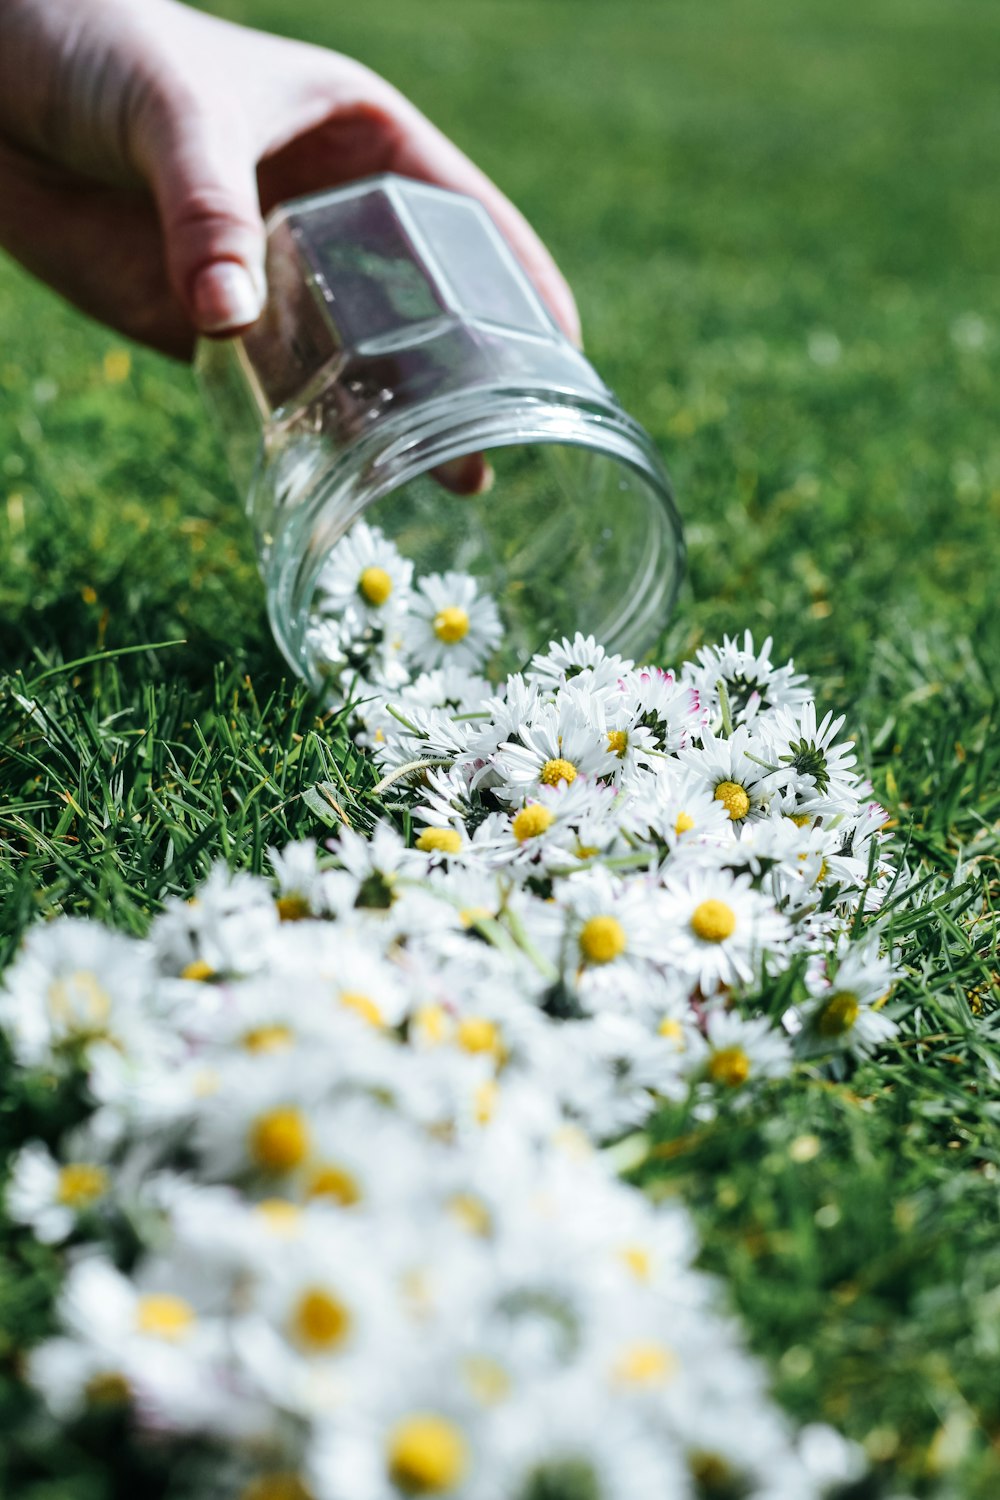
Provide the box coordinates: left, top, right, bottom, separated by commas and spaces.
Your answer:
2, 0, 1000, 1494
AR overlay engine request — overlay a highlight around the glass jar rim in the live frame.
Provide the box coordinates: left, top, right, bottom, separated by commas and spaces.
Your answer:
259, 381, 684, 688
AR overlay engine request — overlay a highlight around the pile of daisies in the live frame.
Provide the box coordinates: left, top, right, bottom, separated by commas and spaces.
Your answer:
0, 521, 905, 1500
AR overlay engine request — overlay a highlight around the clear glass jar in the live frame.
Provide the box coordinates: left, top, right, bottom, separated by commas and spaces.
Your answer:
196, 173, 683, 692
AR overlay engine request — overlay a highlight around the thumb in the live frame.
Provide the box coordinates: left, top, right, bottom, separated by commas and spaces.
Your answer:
136, 97, 266, 336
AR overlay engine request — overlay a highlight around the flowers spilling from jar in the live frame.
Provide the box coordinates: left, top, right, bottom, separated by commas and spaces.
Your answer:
0, 533, 892, 1499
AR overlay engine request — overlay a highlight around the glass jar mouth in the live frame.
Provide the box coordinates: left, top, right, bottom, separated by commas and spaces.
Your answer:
257, 384, 684, 692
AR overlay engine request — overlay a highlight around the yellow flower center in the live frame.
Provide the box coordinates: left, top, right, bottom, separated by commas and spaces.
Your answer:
539, 756, 577, 786
818, 990, 860, 1036
388, 1414, 469, 1495
447, 1193, 492, 1236
358, 566, 393, 606
47, 970, 111, 1029
340, 991, 384, 1028
578, 914, 627, 965
240, 1474, 314, 1500
180, 959, 215, 982
459, 906, 492, 928
193, 1067, 219, 1097
276, 894, 311, 923
606, 730, 629, 758
618, 1244, 652, 1282
708, 1046, 751, 1087
461, 1355, 511, 1405
254, 1199, 304, 1235
714, 780, 750, 821
401, 1267, 433, 1317
413, 1003, 451, 1044
306, 1162, 362, 1207
474, 1080, 499, 1125
135, 1294, 196, 1342
788, 812, 812, 828
249, 1108, 310, 1172
242, 1024, 293, 1054
416, 827, 463, 855
674, 810, 695, 835
291, 1287, 352, 1352
432, 606, 470, 644
456, 1016, 502, 1056
657, 1017, 685, 1046
552, 1124, 592, 1158
512, 804, 555, 842
690, 899, 737, 943
56, 1162, 107, 1208
613, 1340, 678, 1386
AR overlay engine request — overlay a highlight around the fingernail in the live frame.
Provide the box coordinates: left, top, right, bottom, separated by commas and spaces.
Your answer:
192, 261, 263, 333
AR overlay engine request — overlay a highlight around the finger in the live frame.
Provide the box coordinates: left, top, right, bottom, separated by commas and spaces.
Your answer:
431, 455, 495, 496
133, 91, 267, 336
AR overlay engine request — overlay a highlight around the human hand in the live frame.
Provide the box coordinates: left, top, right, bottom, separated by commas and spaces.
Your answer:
0, 0, 580, 366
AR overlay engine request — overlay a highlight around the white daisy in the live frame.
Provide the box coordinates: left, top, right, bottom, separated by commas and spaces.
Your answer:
406, 571, 503, 672
326, 939, 411, 1033
798, 937, 900, 1059
546, 869, 661, 1011
677, 724, 777, 828
464, 672, 544, 768
307, 1395, 480, 1500
268, 839, 328, 921
232, 1222, 398, 1419
334, 822, 410, 911
305, 610, 410, 697
758, 700, 860, 813
494, 692, 610, 802
698, 1006, 794, 1093
5, 1141, 111, 1243
490, 1374, 690, 1500
414, 765, 482, 835
657, 868, 789, 993
314, 520, 413, 625
0, 918, 158, 1070
31, 1254, 253, 1438
821, 800, 895, 903
151, 866, 280, 981
358, 665, 493, 757
690, 630, 811, 727
496, 779, 621, 868
401, 664, 494, 716
371, 716, 474, 796
191, 1049, 335, 1184
527, 632, 634, 695
625, 768, 732, 854
619, 665, 707, 753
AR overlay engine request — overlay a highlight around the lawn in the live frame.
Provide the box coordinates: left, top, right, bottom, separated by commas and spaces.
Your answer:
2, 0, 1000, 1495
